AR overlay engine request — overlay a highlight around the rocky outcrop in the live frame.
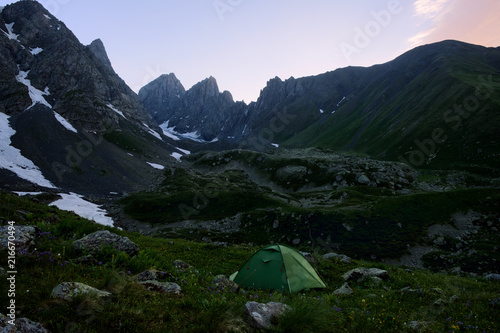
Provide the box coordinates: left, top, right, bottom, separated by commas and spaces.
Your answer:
342, 268, 389, 282
333, 282, 353, 295
0, 1, 155, 131
135, 269, 171, 282
139, 281, 182, 295
212, 275, 238, 291
322, 252, 351, 264
244, 301, 291, 330
72, 230, 139, 256
0, 225, 37, 251
51, 282, 111, 301
86, 38, 114, 73
0, 313, 49, 333
139, 74, 248, 141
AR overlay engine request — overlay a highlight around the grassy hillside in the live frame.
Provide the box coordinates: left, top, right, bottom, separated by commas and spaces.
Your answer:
119, 149, 500, 266
245, 41, 500, 170
1, 192, 499, 332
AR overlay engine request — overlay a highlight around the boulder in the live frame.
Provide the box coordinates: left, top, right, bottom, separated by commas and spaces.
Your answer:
357, 174, 370, 185
0, 313, 49, 333
135, 269, 171, 282
51, 282, 111, 302
485, 273, 500, 281
139, 281, 182, 295
173, 260, 192, 270
333, 282, 353, 295
407, 321, 428, 331
212, 275, 238, 291
244, 301, 291, 330
342, 267, 389, 282
0, 225, 37, 251
72, 230, 139, 256
400, 286, 424, 295
322, 252, 351, 264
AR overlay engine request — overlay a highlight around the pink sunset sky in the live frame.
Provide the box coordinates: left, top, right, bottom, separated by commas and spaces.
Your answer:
2, 0, 499, 102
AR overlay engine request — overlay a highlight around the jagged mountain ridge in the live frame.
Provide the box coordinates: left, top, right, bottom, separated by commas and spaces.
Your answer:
142, 40, 500, 169
139, 74, 247, 141
0, 1, 181, 196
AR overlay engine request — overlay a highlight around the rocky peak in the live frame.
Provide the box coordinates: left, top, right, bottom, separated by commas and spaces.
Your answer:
87, 38, 114, 73
0, 0, 156, 131
188, 76, 221, 101
139, 73, 185, 99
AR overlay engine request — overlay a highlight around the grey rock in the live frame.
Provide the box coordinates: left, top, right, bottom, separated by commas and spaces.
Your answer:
87, 38, 114, 73
135, 269, 171, 282
72, 230, 139, 257
0, 225, 37, 251
357, 174, 370, 185
333, 282, 353, 295
244, 301, 291, 330
139, 281, 181, 295
322, 252, 351, 264
212, 275, 238, 291
342, 267, 389, 282
407, 321, 428, 331
490, 298, 500, 309
485, 273, 500, 281
0, 313, 49, 333
172, 260, 192, 270
51, 282, 111, 301
400, 287, 424, 295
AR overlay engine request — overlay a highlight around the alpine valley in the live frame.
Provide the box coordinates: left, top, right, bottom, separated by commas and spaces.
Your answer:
1, 2, 500, 331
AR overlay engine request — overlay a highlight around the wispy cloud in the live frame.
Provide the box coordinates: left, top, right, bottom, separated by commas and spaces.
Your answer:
408, 29, 435, 47
408, 0, 500, 48
413, 0, 450, 19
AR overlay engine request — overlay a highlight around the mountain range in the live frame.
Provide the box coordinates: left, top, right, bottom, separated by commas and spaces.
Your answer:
1, 0, 499, 290
1, 1, 499, 198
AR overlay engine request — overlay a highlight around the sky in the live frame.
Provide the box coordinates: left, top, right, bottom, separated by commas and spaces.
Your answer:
2, 0, 499, 103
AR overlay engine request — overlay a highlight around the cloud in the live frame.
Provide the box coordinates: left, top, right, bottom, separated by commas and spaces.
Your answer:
413, 0, 450, 19
408, 29, 435, 47
409, 0, 500, 47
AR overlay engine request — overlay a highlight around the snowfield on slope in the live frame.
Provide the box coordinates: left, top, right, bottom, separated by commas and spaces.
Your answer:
0, 113, 57, 189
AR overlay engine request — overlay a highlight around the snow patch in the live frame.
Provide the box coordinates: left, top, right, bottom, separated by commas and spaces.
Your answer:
159, 120, 218, 143
0, 113, 57, 189
106, 103, 127, 119
271, 143, 280, 148
176, 147, 191, 155
337, 96, 346, 107
15, 69, 52, 109
170, 152, 183, 161
14, 191, 43, 196
30, 47, 43, 55
319, 109, 324, 114
49, 192, 114, 227
147, 162, 165, 170
3, 22, 19, 41
159, 121, 180, 141
53, 111, 78, 133
44, 14, 51, 20
142, 122, 163, 141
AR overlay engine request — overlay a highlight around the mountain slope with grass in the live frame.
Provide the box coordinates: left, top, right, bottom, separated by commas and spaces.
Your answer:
241, 41, 500, 170
1, 192, 499, 332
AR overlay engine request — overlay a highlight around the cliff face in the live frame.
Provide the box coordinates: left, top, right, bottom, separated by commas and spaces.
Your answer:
139, 75, 247, 141
0, 1, 176, 195
0, 0, 156, 132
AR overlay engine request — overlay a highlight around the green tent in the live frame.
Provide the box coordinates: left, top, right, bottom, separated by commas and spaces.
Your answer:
229, 244, 327, 293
